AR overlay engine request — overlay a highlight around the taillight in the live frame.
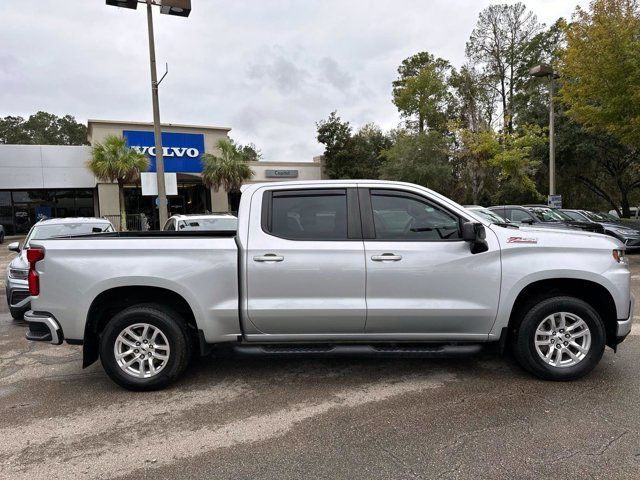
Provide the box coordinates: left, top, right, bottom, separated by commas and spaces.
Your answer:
27, 247, 45, 296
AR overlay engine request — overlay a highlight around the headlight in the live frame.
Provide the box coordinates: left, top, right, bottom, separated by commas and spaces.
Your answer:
610, 227, 640, 237
613, 249, 628, 264
8, 268, 28, 280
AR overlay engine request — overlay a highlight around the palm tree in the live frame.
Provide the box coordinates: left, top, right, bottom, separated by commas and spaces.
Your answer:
201, 139, 254, 211
87, 135, 149, 230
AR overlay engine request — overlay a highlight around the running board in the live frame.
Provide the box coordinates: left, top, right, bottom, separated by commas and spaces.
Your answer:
231, 343, 483, 358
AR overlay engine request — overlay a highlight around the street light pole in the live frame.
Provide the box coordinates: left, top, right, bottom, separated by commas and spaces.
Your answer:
529, 63, 558, 202
105, 0, 191, 228
548, 74, 555, 196
145, 0, 168, 226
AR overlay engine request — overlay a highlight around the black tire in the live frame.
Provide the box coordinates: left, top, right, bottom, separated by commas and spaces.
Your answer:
99, 303, 192, 391
512, 296, 606, 381
9, 306, 25, 321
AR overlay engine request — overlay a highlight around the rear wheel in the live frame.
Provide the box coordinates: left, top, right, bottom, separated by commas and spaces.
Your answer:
99, 304, 191, 390
512, 296, 605, 381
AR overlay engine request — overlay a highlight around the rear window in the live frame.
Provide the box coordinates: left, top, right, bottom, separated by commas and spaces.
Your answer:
267, 190, 348, 240
27, 223, 113, 242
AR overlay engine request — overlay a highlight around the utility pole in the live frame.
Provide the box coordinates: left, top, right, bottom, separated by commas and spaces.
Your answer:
146, 0, 168, 226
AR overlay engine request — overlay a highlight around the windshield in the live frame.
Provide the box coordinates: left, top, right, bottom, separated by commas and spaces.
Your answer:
178, 217, 237, 231
530, 208, 567, 222
561, 210, 588, 221
468, 207, 508, 224
591, 211, 620, 222
25, 222, 113, 245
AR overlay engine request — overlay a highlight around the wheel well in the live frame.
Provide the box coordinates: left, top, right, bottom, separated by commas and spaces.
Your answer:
83, 286, 198, 368
507, 278, 618, 349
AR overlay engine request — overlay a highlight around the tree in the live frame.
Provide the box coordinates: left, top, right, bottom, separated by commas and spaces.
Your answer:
380, 131, 453, 192
0, 111, 88, 145
449, 65, 497, 132
451, 127, 501, 204
392, 52, 452, 133
559, 0, 640, 150
316, 112, 391, 179
466, 3, 542, 133
490, 125, 547, 204
87, 135, 149, 231
237, 143, 262, 162
201, 139, 254, 209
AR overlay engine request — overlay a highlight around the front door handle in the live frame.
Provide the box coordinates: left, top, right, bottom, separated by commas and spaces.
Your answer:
371, 253, 402, 262
253, 253, 284, 262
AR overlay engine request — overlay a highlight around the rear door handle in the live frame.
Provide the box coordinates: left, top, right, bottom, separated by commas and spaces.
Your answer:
371, 253, 402, 262
253, 253, 284, 262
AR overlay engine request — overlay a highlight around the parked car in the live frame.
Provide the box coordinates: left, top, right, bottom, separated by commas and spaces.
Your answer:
523, 205, 606, 234
465, 206, 514, 225
22, 181, 633, 390
5, 217, 114, 320
163, 213, 237, 232
488, 205, 580, 230
0, 224, 4, 244
561, 209, 640, 251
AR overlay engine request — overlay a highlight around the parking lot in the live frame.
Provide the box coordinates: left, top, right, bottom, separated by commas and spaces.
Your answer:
0, 245, 639, 480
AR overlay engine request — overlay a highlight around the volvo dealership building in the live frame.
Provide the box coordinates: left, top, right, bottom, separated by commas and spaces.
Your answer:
0, 119, 324, 233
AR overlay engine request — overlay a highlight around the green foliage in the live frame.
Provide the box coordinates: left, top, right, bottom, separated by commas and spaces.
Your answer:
559, 0, 640, 149
490, 125, 547, 203
87, 135, 149, 230
379, 132, 453, 192
201, 139, 255, 192
316, 112, 392, 179
0, 111, 88, 145
392, 52, 452, 133
87, 135, 149, 184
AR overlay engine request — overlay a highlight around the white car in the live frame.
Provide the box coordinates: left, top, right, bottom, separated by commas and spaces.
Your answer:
5, 217, 114, 320
162, 213, 237, 232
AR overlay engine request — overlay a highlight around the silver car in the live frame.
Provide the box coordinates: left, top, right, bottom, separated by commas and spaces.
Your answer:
162, 213, 237, 232
6, 217, 114, 319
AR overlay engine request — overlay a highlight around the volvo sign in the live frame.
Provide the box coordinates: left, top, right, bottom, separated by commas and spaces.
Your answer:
123, 130, 205, 173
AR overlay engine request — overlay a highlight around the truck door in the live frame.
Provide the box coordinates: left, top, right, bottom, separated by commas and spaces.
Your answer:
360, 187, 501, 339
245, 187, 366, 335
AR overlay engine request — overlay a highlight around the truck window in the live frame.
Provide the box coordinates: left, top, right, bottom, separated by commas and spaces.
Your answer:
370, 190, 462, 240
268, 190, 348, 240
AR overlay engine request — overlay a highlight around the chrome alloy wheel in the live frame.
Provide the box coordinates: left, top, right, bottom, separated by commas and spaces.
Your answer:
113, 323, 170, 379
534, 312, 591, 368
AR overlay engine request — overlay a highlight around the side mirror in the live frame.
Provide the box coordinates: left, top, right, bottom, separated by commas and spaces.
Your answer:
462, 222, 488, 254
7, 242, 20, 253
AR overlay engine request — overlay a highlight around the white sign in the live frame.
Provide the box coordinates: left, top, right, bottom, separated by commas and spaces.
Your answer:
141, 172, 178, 196
130, 146, 200, 158
548, 194, 562, 208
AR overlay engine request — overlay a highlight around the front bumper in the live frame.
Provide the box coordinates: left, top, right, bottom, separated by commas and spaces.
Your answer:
24, 311, 63, 345
5, 276, 30, 312
616, 296, 635, 342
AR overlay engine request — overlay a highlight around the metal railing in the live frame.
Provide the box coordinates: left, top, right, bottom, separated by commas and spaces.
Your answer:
102, 214, 151, 232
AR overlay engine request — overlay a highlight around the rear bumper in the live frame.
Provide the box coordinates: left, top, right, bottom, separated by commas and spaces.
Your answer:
616, 296, 635, 343
24, 311, 63, 345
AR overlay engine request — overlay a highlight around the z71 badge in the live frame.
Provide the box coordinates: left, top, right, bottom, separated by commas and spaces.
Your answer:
507, 236, 538, 244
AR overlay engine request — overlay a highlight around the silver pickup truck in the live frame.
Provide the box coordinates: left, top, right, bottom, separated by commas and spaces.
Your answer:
23, 181, 633, 390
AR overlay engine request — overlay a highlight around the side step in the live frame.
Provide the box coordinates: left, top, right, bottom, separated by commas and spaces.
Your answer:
231, 343, 483, 358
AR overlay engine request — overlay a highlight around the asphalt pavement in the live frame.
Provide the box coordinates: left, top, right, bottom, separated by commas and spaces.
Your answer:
0, 245, 639, 479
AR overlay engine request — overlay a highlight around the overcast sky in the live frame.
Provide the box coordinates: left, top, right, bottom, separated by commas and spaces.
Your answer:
1, 0, 587, 161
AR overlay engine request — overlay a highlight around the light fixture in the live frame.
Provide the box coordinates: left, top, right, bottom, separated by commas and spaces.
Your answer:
105, 0, 138, 10
160, 0, 191, 17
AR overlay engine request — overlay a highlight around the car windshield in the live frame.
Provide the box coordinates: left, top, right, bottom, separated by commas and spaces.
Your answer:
561, 210, 587, 221
178, 217, 237, 231
592, 211, 620, 222
26, 222, 113, 245
469, 207, 508, 224
530, 208, 567, 222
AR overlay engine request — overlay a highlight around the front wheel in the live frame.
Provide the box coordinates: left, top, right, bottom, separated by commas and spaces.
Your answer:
100, 304, 191, 391
512, 296, 605, 381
